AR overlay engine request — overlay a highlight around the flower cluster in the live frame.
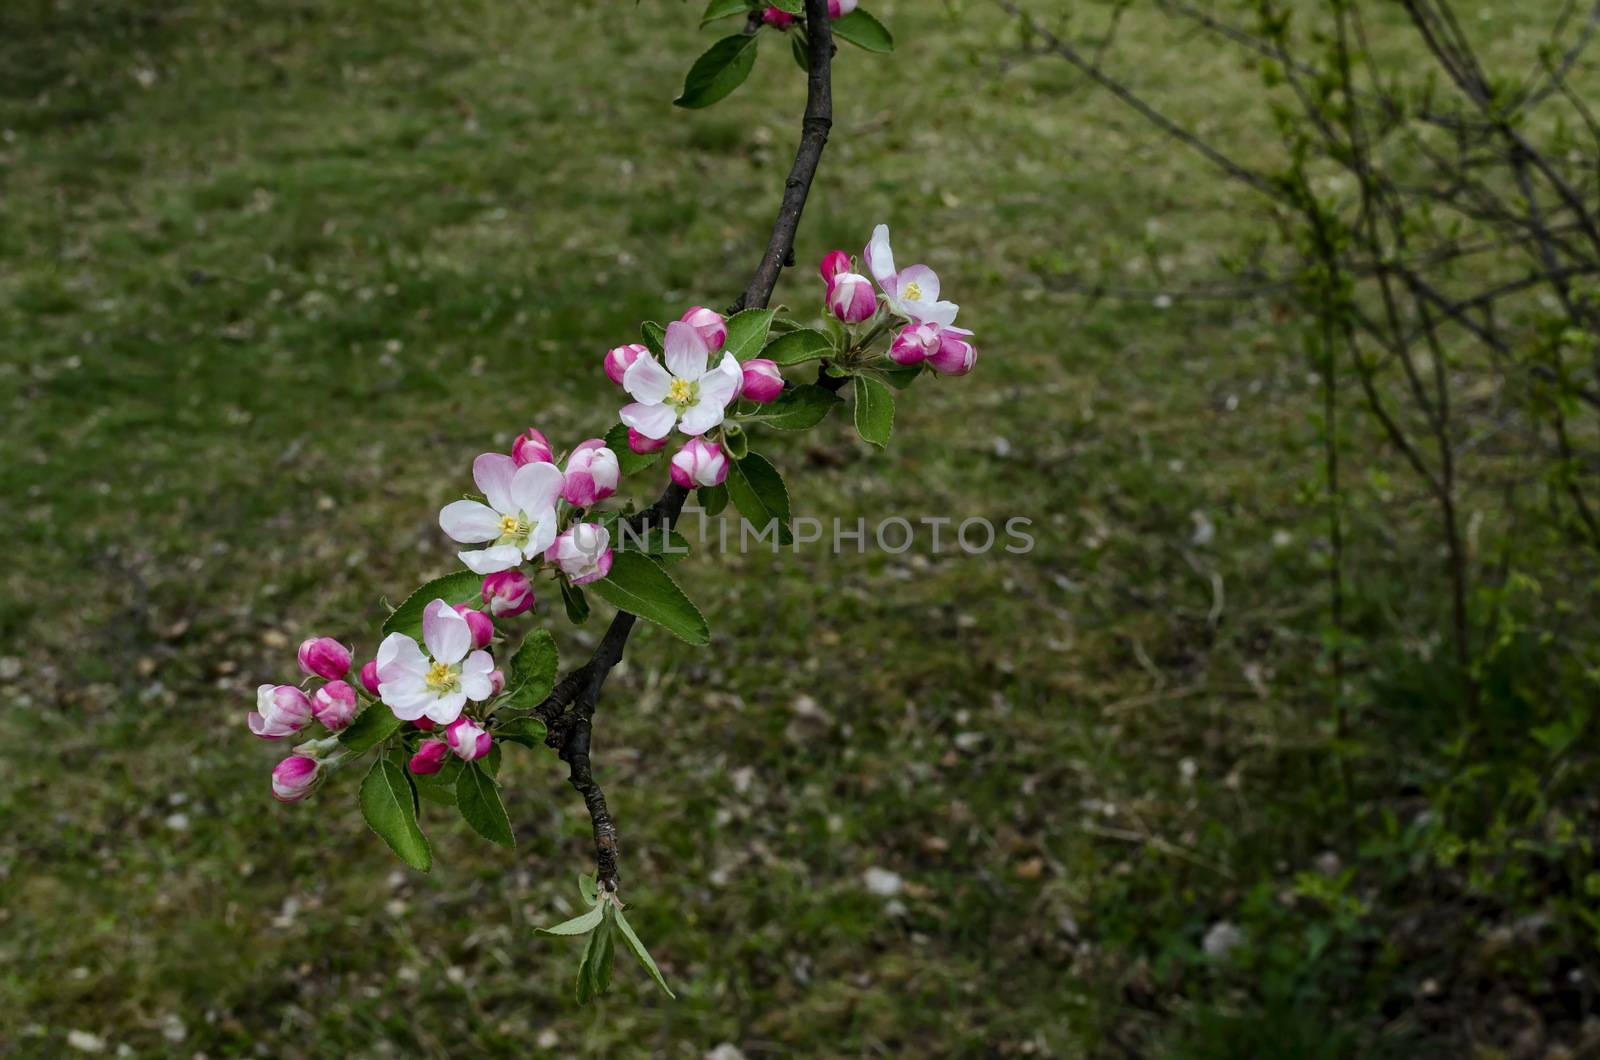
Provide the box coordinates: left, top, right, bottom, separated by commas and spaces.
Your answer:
825, 224, 977, 375
247, 224, 979, 871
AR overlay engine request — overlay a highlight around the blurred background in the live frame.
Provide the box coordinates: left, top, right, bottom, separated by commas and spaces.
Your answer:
3, 0, 1598, 1055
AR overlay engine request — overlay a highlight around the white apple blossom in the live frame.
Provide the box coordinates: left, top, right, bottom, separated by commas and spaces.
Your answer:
375, 599, 495, 726
618, 321, 743, 440
438, 452, 564, 575
863, 223, 960, 327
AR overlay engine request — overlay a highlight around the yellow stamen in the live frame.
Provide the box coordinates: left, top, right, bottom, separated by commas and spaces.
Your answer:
667, 378, 695, 406
425, 661, 458, 693
902, 281, 923, 302
498, 514, 522, 537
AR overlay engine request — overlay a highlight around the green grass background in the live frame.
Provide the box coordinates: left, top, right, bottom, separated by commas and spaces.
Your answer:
3, 0, 1596, 1056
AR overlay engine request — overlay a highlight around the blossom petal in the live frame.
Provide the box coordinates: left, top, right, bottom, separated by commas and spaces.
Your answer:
864, 223, 896, 287
509, 460, 563, 517
679, 397, 727, 437
663, 320, 709, 380
525, 515, 559, 561
894, 264, 940, 304
380, 677, 433, 720
458, 544, 524, 575
376, 632, 427, 683
424, 690, 467, 726
620, 401, 677, 440
699, 352, 742, 407
459, 659, 493, 701
439, 499, 501, 543
472, 453, 518, 514
461, 650, 495, 676
911, 299, 960, 327
422, 598, 472, 664
623, 352, 673, 404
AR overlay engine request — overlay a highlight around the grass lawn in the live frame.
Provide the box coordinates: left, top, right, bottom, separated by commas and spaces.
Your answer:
3, 0, 1596, 1055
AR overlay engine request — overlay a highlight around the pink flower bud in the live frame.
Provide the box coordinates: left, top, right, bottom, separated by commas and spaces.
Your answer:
312, 680, 359, 731
741, 359, 785, 403
547, 522, 614, 585
489, 669, 506, 696
679, 306, 728, 351
628, 427, 668, 454
670, 436, 730, 489
296, 637, 351, 681
604, 344, 648, 387
272, 755, 320, 802
249, 683, 314, 739
445, 717, 492, 762
511, 427, 554, 467
562, 438, 620, 507
890, 321, 942, 365
762, 6, 796, 28
414, 717, 436, 732
927, 326, 977, 375
359, 658, 381, 696
481, 570, 534, 618
452, 604, 495, 649
819, 250, 851, 284
409, 739, 450, 775
828, 0, 858, 16
827, 272, 877, 323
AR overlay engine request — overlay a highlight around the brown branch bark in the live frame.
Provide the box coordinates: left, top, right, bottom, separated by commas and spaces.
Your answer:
539, 0, 836, 890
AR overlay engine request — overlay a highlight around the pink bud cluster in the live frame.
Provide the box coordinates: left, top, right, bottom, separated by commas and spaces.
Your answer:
251, 636, 369, 802
409, 716, 493, 774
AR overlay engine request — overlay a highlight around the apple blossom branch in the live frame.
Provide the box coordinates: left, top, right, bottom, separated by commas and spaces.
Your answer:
533, 0, 838, 890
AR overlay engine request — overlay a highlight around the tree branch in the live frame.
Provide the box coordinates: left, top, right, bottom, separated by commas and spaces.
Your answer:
539, 0, 836, 889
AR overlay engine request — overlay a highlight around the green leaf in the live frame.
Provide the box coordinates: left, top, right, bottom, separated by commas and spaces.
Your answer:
503, 629, 558, 708
674, 34, 759, 109
700, 0, 750, 26
853, 374, 894, 448
539, 903, 605, 936
339, 703, 405, 753
589, 552, 710, 645
877, 362, 923, 389
359, 759, 432, 872
769, 0, 802, 11
762, 327, 832, 366
413, 756, 463, 806
614, 905, 677, 999
726, 452, 793, 545
749, 383, 842, 430
640, 320, 665, 356
383, 571, 483, 639
723, 307, 776, 361
562, 581, 591, 625
832, 9, 893, 52
456, 761, 515, 847
604, 422, 663, 476
494, 715, 548, 748
699, 481, 729, 517
576, 909, 616, 1003
790, 30, 808, 71
578, 873, 600, 908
